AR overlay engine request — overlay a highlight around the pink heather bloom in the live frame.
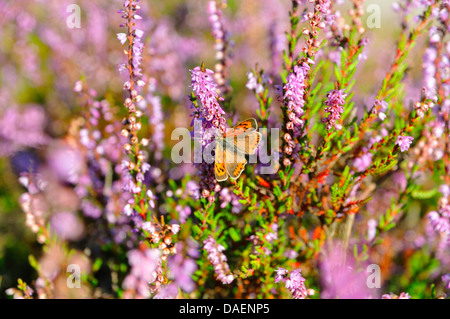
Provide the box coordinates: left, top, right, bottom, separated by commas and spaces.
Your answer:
374, 100, 389, 121
367, 218, 378, 241
275, 267, 289, 283
167, 244, 197, 293
285, 269, 308, 299
353, 147, 373, 172
317, 0, 332, 14
320, 243, 377, 299
122, 249, 160, 298
442, 274, 450, 289
322, 89, 347, 130
118, 0, 144, 85
117, 33, 127, 45
190, 66, 226, 131
284, 63, 309, 130
0, 105, 49, 156
439, 185, 450, 198
203, 236, 234, 284
208, 1, 225, 41
171, 224, 181, 234
427, 198, 450, 234
190, 66, 227, 195
395, 135, 414, 152
275, 268, 308, 299
381, 292, 411, 299
49, 212, 84, 241
246, 72, 263, 94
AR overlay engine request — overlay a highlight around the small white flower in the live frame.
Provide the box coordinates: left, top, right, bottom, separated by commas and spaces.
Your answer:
171, 224, 180, 234
135, 29, 144, 38
142, 222, 155, 233
124, 204, 133, 216
117, 33, 127, 45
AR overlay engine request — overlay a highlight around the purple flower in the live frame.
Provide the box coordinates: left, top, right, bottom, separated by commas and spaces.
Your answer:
427, 199, 450, 234
50, 212, 84, 241
367, 219, 378, 241
285, 269, 307, 299
190, 66, 227, 195
317, 0, 332, 14
117, 33, 127, 45
395, 135, 414, 152
320, 243, 377, 299
439, 185, 450, 197
219, 188, 242, 214
353, 148, 373, 172
284, 64, 309, 128
322, 89, 347, 130
190, 66, 226, 133
168, 243, 197, 293
246, 72, 263, 93
203, 236, 234, 284
153, 283, 178, 299
275, 267, 289, 283
47, 144, 83, 184
374, 100, 389, 121
207, 0, 231, 95
118, 0, 145, 89
81, 200, 102, 219
144, 78, 164, 161
0, 105, 48, 156
381, 292, 411, 299
275, 268, 308, 299
177, 205, 192, 224
171, 224, 181, 234
442, 274, 450, 289
122, 249, 160, 298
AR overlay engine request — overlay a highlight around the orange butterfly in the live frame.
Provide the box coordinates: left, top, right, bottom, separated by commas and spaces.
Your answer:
215, 118, 262, 181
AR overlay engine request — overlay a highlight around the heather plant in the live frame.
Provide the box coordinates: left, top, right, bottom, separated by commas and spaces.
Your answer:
0, 0, 449, 300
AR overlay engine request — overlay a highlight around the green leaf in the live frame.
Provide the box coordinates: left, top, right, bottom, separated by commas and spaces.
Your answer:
92, 258, 103, 272
194, 210, 204, 221
192, 224, 202, 235
411, 188, 438, 200
28, 255, 38, 270
228, 228, 241, 242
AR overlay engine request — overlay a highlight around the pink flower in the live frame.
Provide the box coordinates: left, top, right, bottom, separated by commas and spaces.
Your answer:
395, 135, 414, 152
117, 33, 127, 45
381, 292, 411, 299
322, 89, 347, 130
320, 242, 377, 299
285, 269, 307, 299
275, 267, 288, 283
275, 268, 308, 299
284, 64, 309, 126
50, 212, 84, 241
203, 236, 234, 284
190, 66, 226, 133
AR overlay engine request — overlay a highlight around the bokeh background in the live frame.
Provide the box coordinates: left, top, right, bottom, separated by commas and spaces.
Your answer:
0, 0, 446, 298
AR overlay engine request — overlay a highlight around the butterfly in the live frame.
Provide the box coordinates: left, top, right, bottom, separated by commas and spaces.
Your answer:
214, 118, 262, 182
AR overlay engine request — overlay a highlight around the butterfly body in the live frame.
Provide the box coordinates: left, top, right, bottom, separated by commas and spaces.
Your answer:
214, 118, 262, 182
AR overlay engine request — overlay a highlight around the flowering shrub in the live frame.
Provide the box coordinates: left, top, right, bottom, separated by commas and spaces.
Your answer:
0, 0, 449, 300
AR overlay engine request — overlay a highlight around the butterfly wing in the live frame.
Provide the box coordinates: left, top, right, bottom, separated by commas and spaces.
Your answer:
215, 139, 228, 182
216, 119, 260, 181
233, 130, 262, 155
223, 118, 258, 138
224, 118, 261, 154
224, 140, 247, 179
